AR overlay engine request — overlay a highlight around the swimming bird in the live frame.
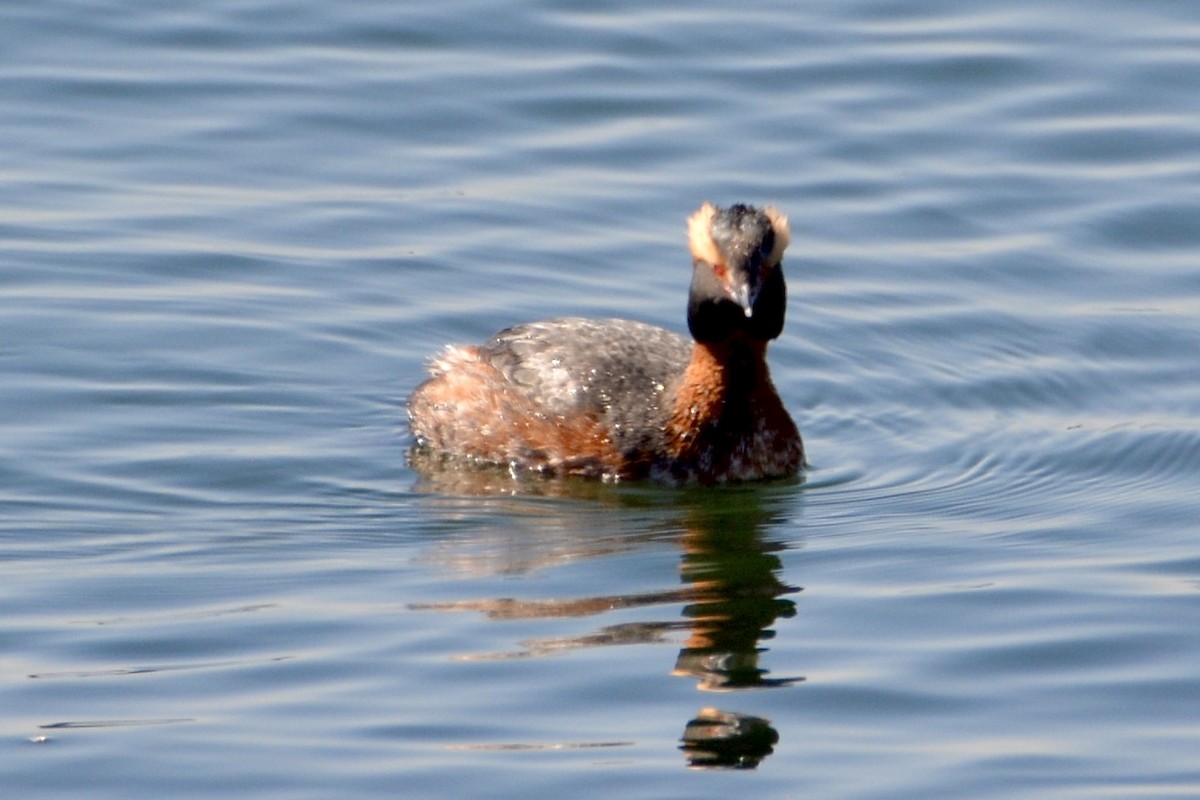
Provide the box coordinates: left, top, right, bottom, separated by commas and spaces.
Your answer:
407, 202, 804, 483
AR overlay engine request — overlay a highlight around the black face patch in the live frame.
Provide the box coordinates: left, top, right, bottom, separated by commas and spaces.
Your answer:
687, 265, 748, 342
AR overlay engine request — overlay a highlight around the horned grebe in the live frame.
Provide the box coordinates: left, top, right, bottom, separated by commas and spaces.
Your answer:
407, 202, 804, 483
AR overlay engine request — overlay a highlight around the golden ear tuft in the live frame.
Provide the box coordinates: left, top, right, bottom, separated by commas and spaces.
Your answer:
763, 206, 791, 265
686, 202, 722, 265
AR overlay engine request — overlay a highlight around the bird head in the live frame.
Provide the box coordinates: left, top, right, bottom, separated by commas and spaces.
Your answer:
686, 202, 790, 343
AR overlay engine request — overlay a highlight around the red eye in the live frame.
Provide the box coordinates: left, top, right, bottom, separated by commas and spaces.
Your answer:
712, 263, 727, 279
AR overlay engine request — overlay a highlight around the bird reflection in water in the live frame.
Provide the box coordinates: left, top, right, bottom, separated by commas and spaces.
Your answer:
671, 491, 798, 769
680, 707, 779, 770
673, 494, 801, 691
408, 465, 802, 769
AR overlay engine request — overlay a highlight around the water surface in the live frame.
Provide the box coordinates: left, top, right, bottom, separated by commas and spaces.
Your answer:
3, 1, 1200, 797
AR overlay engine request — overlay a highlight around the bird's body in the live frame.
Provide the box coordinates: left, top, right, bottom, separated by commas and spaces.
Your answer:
407, 203, 804, 484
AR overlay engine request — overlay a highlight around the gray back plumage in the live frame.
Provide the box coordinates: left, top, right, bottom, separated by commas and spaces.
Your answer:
482, 317, 691, 454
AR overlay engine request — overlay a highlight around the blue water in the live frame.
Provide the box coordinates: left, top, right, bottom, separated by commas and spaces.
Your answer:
3, 0, 1200, 797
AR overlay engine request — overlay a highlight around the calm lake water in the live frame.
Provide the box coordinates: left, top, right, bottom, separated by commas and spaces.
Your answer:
3, 0, 1199, 797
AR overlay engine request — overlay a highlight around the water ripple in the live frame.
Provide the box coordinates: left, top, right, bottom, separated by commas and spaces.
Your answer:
3, 0, 1200, 797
